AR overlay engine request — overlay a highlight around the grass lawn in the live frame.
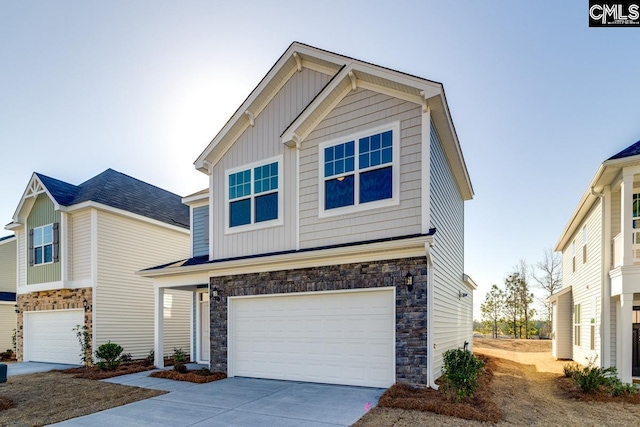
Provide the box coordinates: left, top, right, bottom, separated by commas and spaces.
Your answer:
0, 371, 165, 427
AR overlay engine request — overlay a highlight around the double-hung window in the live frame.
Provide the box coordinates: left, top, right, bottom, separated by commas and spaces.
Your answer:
319, 123, 399, 216
31, 224, 55, 265
226, 157, 282, 231
574, 303, 581, 347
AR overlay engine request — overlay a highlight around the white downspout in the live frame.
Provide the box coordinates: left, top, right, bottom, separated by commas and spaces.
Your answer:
425, 240, 438, 389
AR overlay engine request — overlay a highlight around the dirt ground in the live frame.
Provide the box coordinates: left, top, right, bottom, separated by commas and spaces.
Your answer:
0, 371, 164, 427
355, 338, 640, 427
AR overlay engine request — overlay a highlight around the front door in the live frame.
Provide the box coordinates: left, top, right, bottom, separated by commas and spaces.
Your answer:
633, 324, 640, 377
199, 292, 210, 362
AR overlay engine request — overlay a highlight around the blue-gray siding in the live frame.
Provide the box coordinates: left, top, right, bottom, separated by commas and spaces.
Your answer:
192, 206, 209, 257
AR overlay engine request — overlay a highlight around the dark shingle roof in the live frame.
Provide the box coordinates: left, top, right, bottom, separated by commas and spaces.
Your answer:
609, 140, 640, 160
35, 169, 189, 229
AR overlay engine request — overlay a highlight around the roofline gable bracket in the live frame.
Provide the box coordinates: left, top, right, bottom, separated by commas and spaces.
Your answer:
420, 90, 430, 113
244, 110, 255, 127
348, 71, 357, 91
293, 52, 302, 72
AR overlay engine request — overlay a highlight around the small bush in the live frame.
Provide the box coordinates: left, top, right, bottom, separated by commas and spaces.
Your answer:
94, 341, 123, 371
440, 348, 485, 401
195, 367, 212, 376
120, 353, 133, 363
563, 362, 580, 379
612, 382, 639, 397
172, 348, 187, 373
144, 350, 154, 367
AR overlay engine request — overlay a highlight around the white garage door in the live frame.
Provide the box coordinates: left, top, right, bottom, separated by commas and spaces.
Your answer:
24, 310, 84, 364
229, 288, 395, 388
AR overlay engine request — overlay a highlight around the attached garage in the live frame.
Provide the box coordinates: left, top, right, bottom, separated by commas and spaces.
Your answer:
228, 288, 395, 388
24, 309, 83, 364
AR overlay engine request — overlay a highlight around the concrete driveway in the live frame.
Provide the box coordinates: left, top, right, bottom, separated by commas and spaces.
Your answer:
6, 361, 80, 377
51, 377, 384, 426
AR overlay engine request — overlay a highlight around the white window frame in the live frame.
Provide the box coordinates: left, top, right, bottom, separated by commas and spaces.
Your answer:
574, 303, 581, 347
318, 122, 400, 218
33, 224, 54, 266
224, 155, 283, 234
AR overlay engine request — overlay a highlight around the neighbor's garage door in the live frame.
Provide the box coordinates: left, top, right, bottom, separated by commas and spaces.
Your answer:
24, 310, 84, 364
230, 289, 395, 388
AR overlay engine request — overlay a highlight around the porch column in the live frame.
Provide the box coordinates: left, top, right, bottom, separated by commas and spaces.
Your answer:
154, 287, 164, 369
621, 172, 634, 266
618, 293, 633, 384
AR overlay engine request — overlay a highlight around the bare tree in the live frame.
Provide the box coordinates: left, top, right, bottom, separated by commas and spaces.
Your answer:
513, 259, 535, 339
533, 248, 562, 334
480, 284, 504, 339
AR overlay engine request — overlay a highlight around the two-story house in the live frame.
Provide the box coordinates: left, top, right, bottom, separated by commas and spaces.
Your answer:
5, 169, 192, 364
551, 139, 640, 384
0, 235, 17, 352
142, 42, 475, 388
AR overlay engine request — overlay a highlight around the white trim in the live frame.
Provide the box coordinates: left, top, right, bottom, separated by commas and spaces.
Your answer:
182, 190, 209, 205
61, 201, 189, 235
317, 122, 400, 218
224, 155, 284, 235
421, 108, 431, 233
190, 292, 195, 362
209, 173, 214, 260
140, 235, 433, 279
227, 287, 396, 385
196, 288, 210, 365
31, 223, 54, 266
12, 174, 61, 224
189, 207, 194, 258
0, 236, 16, 246
425, 241, 437, 389
90, 208, 98, 357
60, 212, 68, 282
0, 301, 16, 305
17, 281, 63, 294
295, 143, 301, 250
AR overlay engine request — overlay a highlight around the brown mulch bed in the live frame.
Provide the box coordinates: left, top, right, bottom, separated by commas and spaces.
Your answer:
376, 355, 502, 423
0, 396, 15, 411
0, 371, 164, 426
557, 376, 640, 403
61, 361, 155, 380
150, 369, 226, 383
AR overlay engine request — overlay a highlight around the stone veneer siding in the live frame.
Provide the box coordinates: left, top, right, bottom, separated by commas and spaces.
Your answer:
210, 256, 427, 385
16, 288, 92, 362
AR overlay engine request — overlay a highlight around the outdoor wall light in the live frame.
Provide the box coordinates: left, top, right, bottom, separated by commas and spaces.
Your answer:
14, 304, 19, 314
212, 287, 221, 302
459, 291, 468, 299
405, 272, 413, 292
83, 298, 92, 312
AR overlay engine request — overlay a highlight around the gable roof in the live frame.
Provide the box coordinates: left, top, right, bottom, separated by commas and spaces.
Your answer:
11, 169, 189, 230
194, 41, 473, 200
0, 235, 15, 244
555, 138, 640, 251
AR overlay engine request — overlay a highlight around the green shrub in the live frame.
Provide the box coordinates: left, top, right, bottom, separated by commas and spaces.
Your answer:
144, 350, 154, 367
94, 341, 123, 370
172, 348, 187, 373
120, 353, 133, 363
440, 348, 484, 401
567, 358, 637, 396
73, 325, 92, 367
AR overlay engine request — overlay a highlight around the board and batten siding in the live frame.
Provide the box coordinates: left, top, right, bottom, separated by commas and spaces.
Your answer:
26, 194, 61, 285
561, 199, 603, 366
0, 238, 16, 293
429, 123, 469, 377
95, 210, 191, 358
299, 89, 422, 247
212, 67, 331, 258
70, 210, 91, 282
192, 206, 209, 257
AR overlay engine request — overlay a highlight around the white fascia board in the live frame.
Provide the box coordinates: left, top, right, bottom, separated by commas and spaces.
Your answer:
61, 201, 190, 235
547, 285, 572, 303
182, 191, 209, 206
153, 272, 211, 289
4, 222, 22, 231
0, 235, 16, 245
140, 235, 433, 279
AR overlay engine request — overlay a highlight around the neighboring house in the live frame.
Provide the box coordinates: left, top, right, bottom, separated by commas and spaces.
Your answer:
142, 42, 475, 388
551, 139, 640, 384
5, 169, 192, 364
0, 235, 17, 352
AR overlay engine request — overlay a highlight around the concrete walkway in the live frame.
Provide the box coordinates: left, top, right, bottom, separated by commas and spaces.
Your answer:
6, 361, 80, 377
50, 375, 384, 426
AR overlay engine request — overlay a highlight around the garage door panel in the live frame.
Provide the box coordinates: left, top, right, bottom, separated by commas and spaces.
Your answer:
24, 310, 84, 365
231, 289, 394, 388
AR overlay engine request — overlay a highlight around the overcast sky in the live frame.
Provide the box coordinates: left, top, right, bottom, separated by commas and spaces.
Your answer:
1, 1, 639, 319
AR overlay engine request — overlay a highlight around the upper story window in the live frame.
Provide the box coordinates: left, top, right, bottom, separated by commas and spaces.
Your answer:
29, 223, 59, 266
571, 240, 576, 272
319, 123, 399, 217
225, 157, 282, 233
582, 225, 587, 264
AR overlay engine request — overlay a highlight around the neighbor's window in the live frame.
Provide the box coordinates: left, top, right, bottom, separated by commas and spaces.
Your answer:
32, 224, 53, 265
574, 303, 581, 347
227, 158, 281, 230
320, 124, 399, 215
572, 240, 576, 273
